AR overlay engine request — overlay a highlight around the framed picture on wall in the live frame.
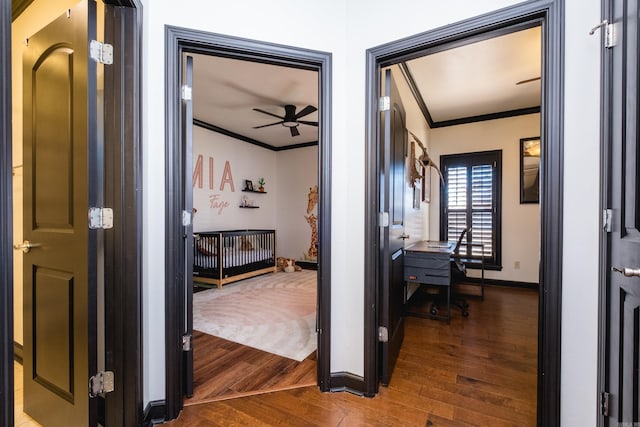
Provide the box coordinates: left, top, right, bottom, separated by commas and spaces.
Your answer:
244, 179, 254, 191
520, 137, 541, 204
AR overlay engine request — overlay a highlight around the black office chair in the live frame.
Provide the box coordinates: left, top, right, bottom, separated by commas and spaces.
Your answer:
450, 227, 471, 317
426, 227, 471, 319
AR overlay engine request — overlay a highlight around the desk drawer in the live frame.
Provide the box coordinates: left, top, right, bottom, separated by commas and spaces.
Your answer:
404, 253, 450, 270
404, 267, 450, 285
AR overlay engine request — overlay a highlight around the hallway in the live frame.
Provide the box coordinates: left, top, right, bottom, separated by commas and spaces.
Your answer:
166, 285, 538, 426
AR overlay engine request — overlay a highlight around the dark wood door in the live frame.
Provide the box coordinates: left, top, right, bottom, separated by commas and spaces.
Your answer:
182, 54, 195, 398
379, 69, 406, 385
603, 0, 640, 424
21, 1, 97, 426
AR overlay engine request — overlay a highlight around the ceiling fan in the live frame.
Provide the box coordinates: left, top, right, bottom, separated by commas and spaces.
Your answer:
252, 104, 318, 137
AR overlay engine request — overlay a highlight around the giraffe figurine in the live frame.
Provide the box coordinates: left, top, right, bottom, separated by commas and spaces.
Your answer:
305, 214, 318, 260
307, 185, 318, 214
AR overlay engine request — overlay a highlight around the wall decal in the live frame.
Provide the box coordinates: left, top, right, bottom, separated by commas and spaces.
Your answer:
192, 154, 236, 191
209, 194, 230, 215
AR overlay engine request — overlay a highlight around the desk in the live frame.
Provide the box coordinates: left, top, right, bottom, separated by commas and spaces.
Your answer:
404, 241, 456, 322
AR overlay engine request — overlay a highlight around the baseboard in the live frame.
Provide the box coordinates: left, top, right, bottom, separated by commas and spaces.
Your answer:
296, 260, 318, 270
465, 276, 538, 289
330, 372, 365, 395
13, 342, 23, 364
143, 400, 166, 427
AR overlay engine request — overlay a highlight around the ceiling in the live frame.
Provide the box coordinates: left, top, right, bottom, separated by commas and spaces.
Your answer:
191, 25, 541, 148
191, 55, 319, 148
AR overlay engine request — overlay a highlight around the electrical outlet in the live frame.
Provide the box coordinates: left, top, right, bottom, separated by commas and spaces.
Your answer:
514, 261, 521, 269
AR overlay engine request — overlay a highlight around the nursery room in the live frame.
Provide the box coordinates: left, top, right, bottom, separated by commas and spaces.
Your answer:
186, 53, 321, 403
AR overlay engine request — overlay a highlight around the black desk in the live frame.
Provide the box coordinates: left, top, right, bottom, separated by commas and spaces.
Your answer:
404, 241, 456, 322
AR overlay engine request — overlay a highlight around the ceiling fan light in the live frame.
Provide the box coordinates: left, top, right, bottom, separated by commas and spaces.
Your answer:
283, 121, 299, 128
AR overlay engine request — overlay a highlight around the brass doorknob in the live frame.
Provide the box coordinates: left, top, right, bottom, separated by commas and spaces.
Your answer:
13, 240, 41, 254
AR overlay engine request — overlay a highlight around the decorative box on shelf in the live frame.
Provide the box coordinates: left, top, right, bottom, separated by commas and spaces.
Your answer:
240, 195, 259, 208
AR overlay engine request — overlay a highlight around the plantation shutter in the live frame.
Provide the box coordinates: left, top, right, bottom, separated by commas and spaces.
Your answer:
441, 150, 501, 268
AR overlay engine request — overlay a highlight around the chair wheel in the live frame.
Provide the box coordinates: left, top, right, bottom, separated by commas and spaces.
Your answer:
462, 311, 469, 317
430, 306, 439, 316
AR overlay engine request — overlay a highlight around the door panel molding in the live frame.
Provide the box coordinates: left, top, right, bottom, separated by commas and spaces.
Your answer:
364, 2, 564, 426
164, 26, 332, 422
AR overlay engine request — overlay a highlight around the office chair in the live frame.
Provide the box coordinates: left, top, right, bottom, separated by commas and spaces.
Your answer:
426, 227, 471, 319
450, 227, 471, 317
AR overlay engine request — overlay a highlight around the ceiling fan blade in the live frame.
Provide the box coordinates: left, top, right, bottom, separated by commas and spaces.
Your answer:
298, 120, 318, 127
253, 108, 284, 120
516, 77, 541, 85
253, 121, 284, 129
290, 126, 300, 137
295, 105, 317, 119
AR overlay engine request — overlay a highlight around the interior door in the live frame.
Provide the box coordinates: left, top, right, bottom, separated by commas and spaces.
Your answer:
603, 0, 640, 424
182, 54, 195, 398
21, 1, 98, 426
379, 69, 407, 386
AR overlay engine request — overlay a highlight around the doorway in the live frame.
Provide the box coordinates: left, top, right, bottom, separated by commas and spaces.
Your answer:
186, 52, 320, 404
164, 26, 332, 421
364, 2, 563, 426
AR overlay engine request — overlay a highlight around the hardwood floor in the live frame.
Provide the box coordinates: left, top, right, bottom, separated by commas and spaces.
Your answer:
186, 331, 317, 405
167, 285, 538, 426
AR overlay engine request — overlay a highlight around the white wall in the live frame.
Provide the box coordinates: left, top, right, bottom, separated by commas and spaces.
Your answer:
192, 126, 277, 232
429, 114, 541, 283
141, 1, 601, 425
275, 146, 319, 261
562, 1, 601, 424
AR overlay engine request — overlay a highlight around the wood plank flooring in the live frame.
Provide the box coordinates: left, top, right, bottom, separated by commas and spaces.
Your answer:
185, 331, 317, 405
166, 285, 538, 426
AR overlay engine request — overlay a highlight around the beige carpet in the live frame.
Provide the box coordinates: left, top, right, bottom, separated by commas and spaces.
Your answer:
193, 269, 317, 361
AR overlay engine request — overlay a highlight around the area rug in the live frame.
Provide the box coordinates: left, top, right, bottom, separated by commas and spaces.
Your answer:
193, 270, 317, 361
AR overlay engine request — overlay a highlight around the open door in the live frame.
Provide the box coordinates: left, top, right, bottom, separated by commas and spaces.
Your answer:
602, 0, 640, 423
21, 1, 98, 425
379, 69, 407, 386
182, 54, 195, 398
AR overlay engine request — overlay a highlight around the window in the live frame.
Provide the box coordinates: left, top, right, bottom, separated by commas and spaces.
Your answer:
440, 150, 502, 269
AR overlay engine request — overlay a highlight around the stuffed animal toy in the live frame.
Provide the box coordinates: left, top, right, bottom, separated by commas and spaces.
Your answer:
276, 256, 302, 272
284, 260, 295, 273
239, 236, 254, 251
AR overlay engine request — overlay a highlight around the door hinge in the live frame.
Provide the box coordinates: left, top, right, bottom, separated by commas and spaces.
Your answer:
378, 326, 389, 342
89, 371, 115, 398
379, 96, 390, 112
182, 85, 192, 101
182, 210, 192, 227
603, 208, 613, 232
589, 20, 616, 48
88, 207, 113, 229
182, 333, 192, 351
89, 40, 113, 64
600, 391, 610, 416
380, 212, 389, 227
